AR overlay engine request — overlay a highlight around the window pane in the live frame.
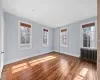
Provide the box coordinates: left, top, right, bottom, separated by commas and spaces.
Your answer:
90, 40, 96, 48
89, 32, 95, 41
83, 27, 91, 33
91, 26, 95, 32
83, 34, 90, 40
83, 40, 88, 47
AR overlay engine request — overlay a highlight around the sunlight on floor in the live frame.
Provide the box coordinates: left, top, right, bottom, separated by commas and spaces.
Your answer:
11, 56, 56, 74
59, 59, 68, 73
74, 68, 88, 80
29, 56, 56, 66
12, 63, 28, 74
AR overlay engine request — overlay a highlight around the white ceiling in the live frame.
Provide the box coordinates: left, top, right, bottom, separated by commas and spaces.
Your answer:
2, 0, 97, 28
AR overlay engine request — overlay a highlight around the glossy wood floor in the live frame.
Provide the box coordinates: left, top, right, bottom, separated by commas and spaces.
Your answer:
2, 52, 97, 80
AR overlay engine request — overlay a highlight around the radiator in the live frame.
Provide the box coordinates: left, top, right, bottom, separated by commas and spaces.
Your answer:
80, 48, 97, 62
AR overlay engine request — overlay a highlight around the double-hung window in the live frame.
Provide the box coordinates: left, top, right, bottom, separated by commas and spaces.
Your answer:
82, 22, 96, 49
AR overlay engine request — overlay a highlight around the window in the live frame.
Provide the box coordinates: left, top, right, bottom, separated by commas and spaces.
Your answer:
42, 28, 49, 46
82, 22, 96, 49
60, 28, 68, 47
19, 21, 32, 49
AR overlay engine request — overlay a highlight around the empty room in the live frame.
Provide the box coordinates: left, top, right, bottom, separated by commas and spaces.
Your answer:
0, 0, 100, 80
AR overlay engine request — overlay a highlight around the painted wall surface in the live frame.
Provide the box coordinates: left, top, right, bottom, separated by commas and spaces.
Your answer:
0, 0, 2, 74
54, 17, 97, 57
0, 0, 5, 77
4, 12, 54, 65
53, 28, 60, 52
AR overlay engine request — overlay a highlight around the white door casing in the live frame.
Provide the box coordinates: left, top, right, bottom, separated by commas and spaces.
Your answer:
0, 0, 4, 78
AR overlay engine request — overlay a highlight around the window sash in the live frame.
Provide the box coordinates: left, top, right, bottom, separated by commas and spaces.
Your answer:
83, 32, 96, 40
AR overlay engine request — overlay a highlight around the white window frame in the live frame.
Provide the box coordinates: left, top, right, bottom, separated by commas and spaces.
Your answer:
80, 21, 97, 49
60, 28, 68, 47
18, 20, 32, 50
42, 27, 49, 47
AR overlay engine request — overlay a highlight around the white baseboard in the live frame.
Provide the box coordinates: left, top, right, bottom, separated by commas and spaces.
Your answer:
4, 51, 52, 65
4, 51, 80, 66
65, 53, 80, 57
54, 51, 80, 58
53, 50, 60, 53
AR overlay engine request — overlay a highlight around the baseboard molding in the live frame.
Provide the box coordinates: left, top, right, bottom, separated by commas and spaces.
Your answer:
53, 51, 80, 58
66, 53, 80, 58
4, 51, 52, 65
4, 51, 80, 65
53, 50, 60, 53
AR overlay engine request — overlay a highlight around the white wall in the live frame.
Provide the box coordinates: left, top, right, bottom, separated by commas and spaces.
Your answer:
0, 0, 4, 77
54, 17, 97, 57
0, 0, 2, 76
4, 12, 54, 65
54, 28, 60, 52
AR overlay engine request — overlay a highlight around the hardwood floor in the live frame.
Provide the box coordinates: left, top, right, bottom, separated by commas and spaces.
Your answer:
2, 52, 97, 80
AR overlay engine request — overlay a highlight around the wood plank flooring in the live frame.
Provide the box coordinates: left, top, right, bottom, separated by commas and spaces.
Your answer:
2, 52, 97, 80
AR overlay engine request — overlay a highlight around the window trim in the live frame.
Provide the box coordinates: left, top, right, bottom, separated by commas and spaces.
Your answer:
60, 27, 68, 47
42, 27, 49, 47
80, 21, 97, 49
18, 20, 32, 50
